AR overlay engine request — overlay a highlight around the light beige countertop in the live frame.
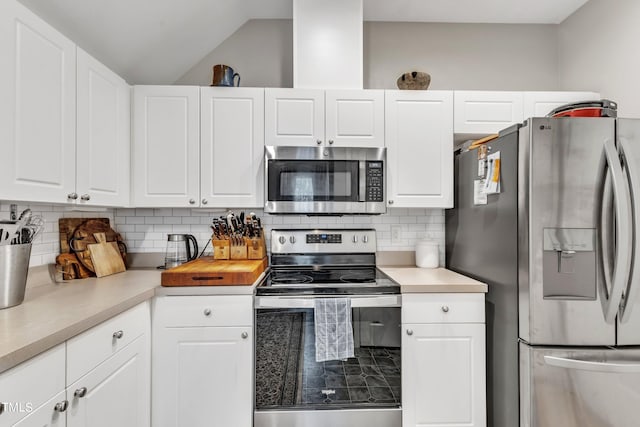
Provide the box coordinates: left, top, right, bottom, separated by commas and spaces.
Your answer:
379, 267, 488, 293
0, 266, 263, 374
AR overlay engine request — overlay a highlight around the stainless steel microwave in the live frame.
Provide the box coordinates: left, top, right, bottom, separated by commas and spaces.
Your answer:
264, 146, 386, 215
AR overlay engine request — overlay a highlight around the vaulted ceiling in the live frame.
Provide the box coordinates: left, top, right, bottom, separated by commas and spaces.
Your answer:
18, 0, 589, 84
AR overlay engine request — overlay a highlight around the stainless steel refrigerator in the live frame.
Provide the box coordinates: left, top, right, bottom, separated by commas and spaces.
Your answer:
446, 117, 640, 427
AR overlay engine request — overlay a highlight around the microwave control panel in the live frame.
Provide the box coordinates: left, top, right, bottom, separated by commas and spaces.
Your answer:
366, 162, 384, 202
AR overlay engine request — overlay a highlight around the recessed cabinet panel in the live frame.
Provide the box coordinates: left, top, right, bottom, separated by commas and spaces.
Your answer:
326, 90, 384, 147
133, 86, 200, 207
201, 88, 264, 207
454, 91, 523, 134
386, 91, 453, 208
0, 0, 76, 203
265, 89, 324, 146
523, 91, 600, 118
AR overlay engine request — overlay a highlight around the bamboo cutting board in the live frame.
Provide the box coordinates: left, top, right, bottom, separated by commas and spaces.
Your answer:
88, 233, 126, 277
161, 257, 268, 287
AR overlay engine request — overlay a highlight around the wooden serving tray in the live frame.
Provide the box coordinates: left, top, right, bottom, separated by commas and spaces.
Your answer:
161, 257, 268, 287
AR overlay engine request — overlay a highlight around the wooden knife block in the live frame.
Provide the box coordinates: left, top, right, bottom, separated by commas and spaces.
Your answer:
212, 233, 266, 260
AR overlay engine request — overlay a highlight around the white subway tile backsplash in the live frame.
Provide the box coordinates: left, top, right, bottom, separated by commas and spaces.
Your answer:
2, 201, 447, 267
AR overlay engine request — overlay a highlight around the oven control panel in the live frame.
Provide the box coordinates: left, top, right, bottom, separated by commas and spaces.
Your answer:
272, 229, 377, 254
306, 233, 342, 244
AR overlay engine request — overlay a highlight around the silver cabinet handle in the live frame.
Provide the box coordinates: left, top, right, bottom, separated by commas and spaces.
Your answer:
241, 332, 249, 339
189, 198, 196, 205
0, 402, 4, 415
54, 400, 69, 412
67, 192, 78, 200
544, 355, 640, 373
388, 200, 394, 205
316, 139, 322, 145
442, 306, 450, 313
204, 308, 212, 316
113, 330, 124, 339
74, 387, 87, 398
328, 140, 334, 145
202, 199, 208, 205
406, 329, 413, 336
80, 194, 90, 201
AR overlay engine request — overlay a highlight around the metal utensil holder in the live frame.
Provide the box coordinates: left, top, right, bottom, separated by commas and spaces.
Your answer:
0, 243, 32, 309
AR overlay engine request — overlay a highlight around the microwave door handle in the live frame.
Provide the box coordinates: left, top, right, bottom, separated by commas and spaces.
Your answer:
617, 137, 640, 323
600, 138, 632, 324
359, 162, 366, 202
544, 355, 640, 373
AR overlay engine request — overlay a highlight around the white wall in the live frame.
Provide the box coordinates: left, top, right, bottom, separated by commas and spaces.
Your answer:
176, 20, 560, 90
558, 0, 640, 117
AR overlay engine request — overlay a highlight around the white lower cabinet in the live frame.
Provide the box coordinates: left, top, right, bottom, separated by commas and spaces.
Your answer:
12, 391, 67, 427
152, 296, 253, 427
402, 294, 486, 427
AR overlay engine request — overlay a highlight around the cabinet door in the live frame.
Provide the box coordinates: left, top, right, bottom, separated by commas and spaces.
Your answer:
386, 91, 453, 208
454, 91, 523, 135
200, 87, 264, 207
265, 88, 324, 146
76, 48, 130, 207
325, 90, 385, 147
402, 323, 486, 427
67, 334, 150, 427
0, 0, 76, 204
12, 391, 66, 427
152, 326, 252, 427
523, 91, 600, 118
132, 85, 200, 207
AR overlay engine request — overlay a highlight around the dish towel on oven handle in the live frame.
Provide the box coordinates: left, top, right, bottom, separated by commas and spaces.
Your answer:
314, 298, 354, 362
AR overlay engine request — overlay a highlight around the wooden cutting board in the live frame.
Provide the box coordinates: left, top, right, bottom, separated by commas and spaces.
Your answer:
161, 257, 268, 287
88, 233, 126, 278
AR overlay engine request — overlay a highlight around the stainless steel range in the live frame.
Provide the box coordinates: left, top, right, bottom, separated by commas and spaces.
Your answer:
254, 229, 401, 427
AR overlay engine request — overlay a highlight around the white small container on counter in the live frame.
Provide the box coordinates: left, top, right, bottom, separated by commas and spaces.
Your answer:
415, 239, 439, 268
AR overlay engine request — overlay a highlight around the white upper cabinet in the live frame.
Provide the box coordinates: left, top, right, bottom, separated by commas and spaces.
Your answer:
325, 90, 384, 147
200, 87, 265, 207
386, 90, 454, 208
265, 88, 384, 147
76, 48, 130, 207
454, 91, 523, 135
523, 91, 600, 118
265, 88, 325, 146
0, 0, 77, 204
132, 86, 200, 207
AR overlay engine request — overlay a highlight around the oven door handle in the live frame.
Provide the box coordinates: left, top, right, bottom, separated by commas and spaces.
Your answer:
255, 295, 401, 309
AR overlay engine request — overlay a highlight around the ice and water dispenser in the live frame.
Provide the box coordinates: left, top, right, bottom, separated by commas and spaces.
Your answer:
542, 228, 597, 300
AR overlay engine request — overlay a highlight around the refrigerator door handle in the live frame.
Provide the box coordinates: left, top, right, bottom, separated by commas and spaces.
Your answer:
600, 138, 633, 323
544, 355, 640, 373
617, 137, 639, 323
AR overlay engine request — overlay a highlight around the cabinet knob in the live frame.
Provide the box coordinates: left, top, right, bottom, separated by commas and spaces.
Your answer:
388, 200, 394, 205
406, 329, 413, 336
202, 199, 208, 205
442, 306, 450, 313
328, 140, 334, 145
316, 139, 322, 145
113, 330, 124, 339
204, 308, 212, 316
54, 400, 69, 413
74, 387, 88, 398
80, 194, 90, 201
0, 402, 4, 415
67, 192, 78, 200
241, 332, 249, 339
189, 199, 196, 205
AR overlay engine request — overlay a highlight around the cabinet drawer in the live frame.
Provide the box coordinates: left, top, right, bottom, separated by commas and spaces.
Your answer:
0, 344, 65, 426
402, 293, 484, 324
66, 301, 150, 385
154, 295, 253, 327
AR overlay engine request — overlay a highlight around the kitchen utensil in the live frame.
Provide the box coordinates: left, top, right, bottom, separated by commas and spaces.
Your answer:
210, 64, 240, 87
88, 233, 126, 277
0, 243, 32, 309
59, 218, 110, 254
161, 257, 267, 286
0, 221, 19, 246
55, 253, 92, 280
69, 219, 127, 272
164, 234, 199, 269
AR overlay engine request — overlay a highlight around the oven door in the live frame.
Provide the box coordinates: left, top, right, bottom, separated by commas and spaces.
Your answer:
264, 146, 386, 214
254, 295, 402, 427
